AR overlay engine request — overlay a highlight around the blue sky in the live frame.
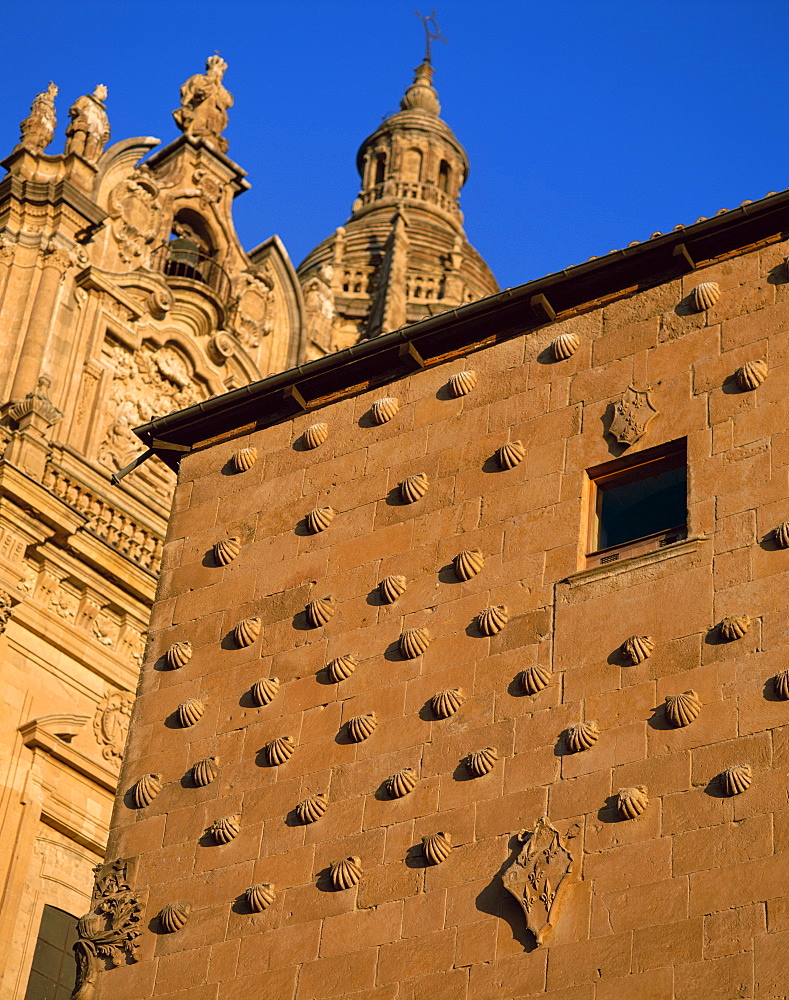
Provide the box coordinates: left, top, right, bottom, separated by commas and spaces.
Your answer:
3, 0, 788, 289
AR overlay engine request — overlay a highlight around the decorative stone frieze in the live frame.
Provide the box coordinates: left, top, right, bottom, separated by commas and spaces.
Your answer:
379, 574, 407, 603
566, 721, 600, 752
192, 756, 219, 787
246, 883, 276, 912
210, 813, 241, 844
385, 767, 417, 798
264, 735, 296, 765
431, 687, 465, 719
371, 397, 399, 424
166, 641, 192, 669
718, 614, 752, 641
720, 764, 752, 796
422, 831, 452, 865
399, 472, 429, 503
518, 664, 552, 695
327, 654, 357, 682
347, 712, 377, 742
621, 634, 654, 665
617, 785, 649, 819
130, 772, 162, 808
159, 901, 191, 933
550, 331, 580, 360
303, 422, 329, 449
735, 359, 768, 391
213, 536, 241, 566
665, 690, 701, 728
306, 596, 336, 627
496, 440, 525, 470
296, 792, 328, 824
447, 370, 477, 397
306, 506, 335, 534
691, 281, 720, 311
177, 698, 205, 727
231, 447, 258, 472
400, 626, 431, 658
453, 548, 484, 581
233, 616, 262, 647
476, 604, 508, 635
251, 677, 280, 707
466, 746, 499, 777
330, 856, 362, 889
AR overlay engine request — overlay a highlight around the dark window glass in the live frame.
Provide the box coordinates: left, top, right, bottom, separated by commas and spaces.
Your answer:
23, 906, 79, 1000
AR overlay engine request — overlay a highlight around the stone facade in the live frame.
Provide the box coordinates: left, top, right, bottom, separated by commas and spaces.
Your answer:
95, 199, 789, 997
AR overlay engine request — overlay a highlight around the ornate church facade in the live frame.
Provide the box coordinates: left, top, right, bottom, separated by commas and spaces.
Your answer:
0, 54, 497, 999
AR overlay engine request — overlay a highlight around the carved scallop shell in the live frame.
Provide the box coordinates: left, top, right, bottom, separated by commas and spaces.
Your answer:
232, 447, 258, 473
621, 634, 654, 665
399, 473, 429, 503
131, 772, 162, 808
371, 397, 399, 424
496, 440, 526, 470
306, 596, 336, 628
422, 831, 452, 865
719, 614, 752, 641
330, 856, 362, 890
617, 785, 649, 820
246, 882, 275, 912
400, 626, 431, 659
251, 677, 280, 707
448, 370, 477, 397
265, 735, 295, 766
303, 422, 329, 450
177, 698, 205, 728
306, 506, 335, 534
720, 763, 752, 796
296, 792, 328, 824
476, 604, 509, 636
453, 548, 484, 581
466, 746, 499, 777
431, 687, 466, 719
379, 574, 407, 604
665, 690, 701, 728
550, 331, 580, 361
213, 536, 241, 566
518, 663, 552, 695
159, 901, 191, 933
210, 813, 241, 844
691, 281, 720, 311
327, 654, 357, 682
772, 521, 789, 549
735, 359, 768, 391
386, 767, 417, 798
347, 712, 377, 742
566, 721, 600, 753
191, 756, 219, 787
774, 669, 789, 700
233, 616, 262, 648
166, 641, 192, 669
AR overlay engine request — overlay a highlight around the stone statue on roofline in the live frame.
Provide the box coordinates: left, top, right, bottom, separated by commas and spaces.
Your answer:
172, 55, 233, 153
65, 85, 111, 163
18, 82, 58, 154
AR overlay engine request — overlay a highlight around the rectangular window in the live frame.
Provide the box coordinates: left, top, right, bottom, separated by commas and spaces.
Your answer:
24, 905, 79, 1000
586, 439, 687, 568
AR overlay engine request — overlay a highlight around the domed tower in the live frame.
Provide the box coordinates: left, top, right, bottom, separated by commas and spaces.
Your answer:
298, 58, 499, 356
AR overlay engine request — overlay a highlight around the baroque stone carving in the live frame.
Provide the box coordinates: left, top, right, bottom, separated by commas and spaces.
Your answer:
454, 548, 484, 581
303, 422, 329, 449
496, 440, 525, 470
92, 690, 134, 763
306, 506, 335, 534
466, 746, 499, 777
165, 641, 192, 669
158, 901, 191, 933
371, 397, 400, 424
233, 616, 262, 647
72, 858, 143, 1000
621, 634, 654, 665
617, 785, 649, 819
773, 669, 789, 700
66, 85, 110, 163
296, 792, 328, 824
306, 595, 336, 627
246, 883, 275, 912
264, 735, 295, 765
735, 359, 768, 391
177, 698, 205, 728
213, 536, 241, 566
772, 521, 789, 549
232, 447, 258, 472
330, 856, 362, 889
399, 472, 429, 503
448, 370, 477, 397
18, 82, 58, 154
386, 767, 418, 798
502, 817, 574, 946
422, 831, 452, 865
566, 721, 599, 752
251, 677, 280, 707
720, 764, 752, 796
718, 614, 751, 641
609, 386, 658, 447
130, 773, 162, 808
691, 280, 721, 311
9, 375, 63, 426
108, 175, 161, 264
347, 712, 377, 742
476, 604, 508, 636
173, 56, 233, 152
327, 654, 357, 682
192, 756, 219, 787
431, 687, 465, 719
400, 625, 431, 658
665, 690, 701, 728
210, 813, 241, 844
550, 331, 580, 361
379, 574, 407, 604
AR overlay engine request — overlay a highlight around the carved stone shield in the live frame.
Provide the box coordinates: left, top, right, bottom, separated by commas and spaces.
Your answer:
502, 816, 573, 945
609, 385, 658, 446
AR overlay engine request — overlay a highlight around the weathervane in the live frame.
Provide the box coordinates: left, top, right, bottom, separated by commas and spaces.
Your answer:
415, 9, 447, 63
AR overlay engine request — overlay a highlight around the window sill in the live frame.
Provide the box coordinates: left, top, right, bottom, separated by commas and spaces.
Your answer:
564, 534, 710, 589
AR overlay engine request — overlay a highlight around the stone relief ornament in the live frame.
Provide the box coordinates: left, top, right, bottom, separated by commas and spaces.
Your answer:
233, 616, 262, 648
251, 677, 280, 707
302, 422, 329, 450
165, 641, 192, 669
147, 284, 174, 320
296, 792, 328, 824
496, 440, 526, 470
566, 721, 600, 752
327, 654, 357, 682
264, 735, 295, 765
617, 785, 649, 819
72, 858, 143, 1000
232, 447, 258, 472
130, 773, 162, 808
691, 280, 721, 312
431, 687, 466, 719
773, 669, 789, 701
664, 690, 701, 728
192, 756, 219, 787
306, 595, 336, 628
207, 331, 237, 365
379, 574, 407, 604
92, 690, 134, 763
347, 712, 378, 742
772, 521, 789, 549
177, 698, 205, 728
399, 472, 429, 503
210, 813, 241, 844
550, 331, 580, 361
502, 817, 574, 946
306, 506, 335, 534
386, 767, 418, 798
621, 634, 654, 665
246, 883, 275, 912
423, 831, 452, 865
173, 55, 233, 153
213, 536, 241, 566
371, 397, 400, 424
330, 856, 362, 890
466, 746, 499, 777
735, 359, 768, 391
66, 85, 110, 163
609, 386, 658, 447
454, 548, 484, 581
158, 901, 191, 933
720, 764, 752, 796
18, 81, 58, 154
519, 664, 553, 695
400, 625, 431, 658
718, 614, 752, 641
448, 370, 477, 397
108, 175, 162, 264
476, 605, 509, 636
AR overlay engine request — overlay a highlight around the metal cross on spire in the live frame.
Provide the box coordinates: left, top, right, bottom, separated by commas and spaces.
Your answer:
415, 9, 447, 63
